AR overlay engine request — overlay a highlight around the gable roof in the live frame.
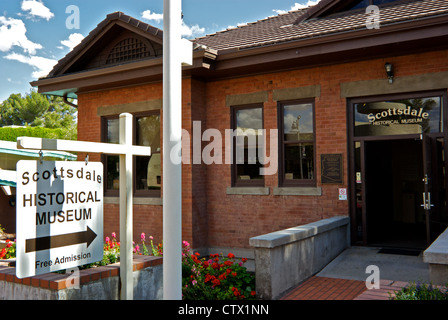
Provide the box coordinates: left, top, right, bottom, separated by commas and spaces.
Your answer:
31, 0, 448, 98
48, 11, 164, 78
194, 0, 448, 53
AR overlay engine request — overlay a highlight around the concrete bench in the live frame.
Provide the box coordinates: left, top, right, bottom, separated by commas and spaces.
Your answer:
423, 227, 448, 285
249, 216, 350, 299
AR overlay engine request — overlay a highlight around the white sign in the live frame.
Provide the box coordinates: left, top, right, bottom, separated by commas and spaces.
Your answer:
16, 160, 103, 278
338, 188, 347, 201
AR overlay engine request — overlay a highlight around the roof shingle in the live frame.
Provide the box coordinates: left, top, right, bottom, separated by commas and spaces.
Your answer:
194, 0, 448, 52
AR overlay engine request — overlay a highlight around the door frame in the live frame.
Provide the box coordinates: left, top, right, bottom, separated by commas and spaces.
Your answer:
347, 90, 448, 246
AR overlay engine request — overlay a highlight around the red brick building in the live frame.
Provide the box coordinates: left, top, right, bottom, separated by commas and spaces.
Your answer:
32, 0, 448, 256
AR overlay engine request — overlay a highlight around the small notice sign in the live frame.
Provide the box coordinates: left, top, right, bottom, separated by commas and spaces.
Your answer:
16, 161, 104, 278
338, 188, 347, 201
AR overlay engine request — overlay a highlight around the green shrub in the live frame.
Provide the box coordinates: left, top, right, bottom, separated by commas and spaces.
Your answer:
0, 126, 76, 142
392, 281, 448, 300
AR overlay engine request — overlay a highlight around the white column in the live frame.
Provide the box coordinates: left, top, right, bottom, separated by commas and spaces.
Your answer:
163, 0, 183, 300
119, 112, 133, 300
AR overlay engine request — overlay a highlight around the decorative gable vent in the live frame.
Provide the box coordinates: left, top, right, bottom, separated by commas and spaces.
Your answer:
106, 37, 152, 65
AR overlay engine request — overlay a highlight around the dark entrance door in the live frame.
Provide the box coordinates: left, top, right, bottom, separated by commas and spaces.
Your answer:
422, 134, 448, 245
364, 138, 426, 249
349, 91, 447, 248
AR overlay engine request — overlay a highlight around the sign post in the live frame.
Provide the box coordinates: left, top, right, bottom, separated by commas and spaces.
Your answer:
16, 112, 150, 300
119, 113, 133, 299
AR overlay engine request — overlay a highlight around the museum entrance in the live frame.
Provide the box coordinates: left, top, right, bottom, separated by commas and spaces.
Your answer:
364, 138, 426, 248
349, 91, 448, 249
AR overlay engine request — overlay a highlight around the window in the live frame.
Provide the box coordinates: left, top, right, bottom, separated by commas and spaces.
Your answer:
278, 100, 316, 187
231, 105, 264, 187
102, 111, 161, 197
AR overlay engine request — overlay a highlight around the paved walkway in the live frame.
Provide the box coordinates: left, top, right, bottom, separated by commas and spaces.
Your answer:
280, 276, 409, 300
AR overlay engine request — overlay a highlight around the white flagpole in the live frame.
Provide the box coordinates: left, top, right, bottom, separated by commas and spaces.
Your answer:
163, 0, 183, 300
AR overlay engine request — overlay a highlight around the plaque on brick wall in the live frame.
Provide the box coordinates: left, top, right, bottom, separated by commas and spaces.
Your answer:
321, 154, 343, 184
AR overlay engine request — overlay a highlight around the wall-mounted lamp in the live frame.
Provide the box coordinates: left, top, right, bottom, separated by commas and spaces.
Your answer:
384, 62, 394, 84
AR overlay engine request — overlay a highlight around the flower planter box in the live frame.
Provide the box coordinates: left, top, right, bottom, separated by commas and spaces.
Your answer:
0, 255, 163, 300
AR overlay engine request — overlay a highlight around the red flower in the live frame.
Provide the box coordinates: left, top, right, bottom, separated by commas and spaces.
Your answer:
212, 278, 221, 286
227, 253, 235, 259
218, 273, 226, 280
191, 254, 200, 263
242, 258, 248, 263
224, 260, 233, 266
202, 261, 209, 268
211, 262, 220, 269
205, 274, 216, 283
251, 291, 256, 296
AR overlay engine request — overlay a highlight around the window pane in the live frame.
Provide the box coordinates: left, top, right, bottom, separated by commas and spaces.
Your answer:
137, 115, 161, 151
106, 155, 119, 190
136, 114, 161, 191
284, 143, 314, 180
107, 118, 119, 144
235, 107, 263, 181
354, 97, 442, 137
284, 103, 314, 141
105, 118, 119, 190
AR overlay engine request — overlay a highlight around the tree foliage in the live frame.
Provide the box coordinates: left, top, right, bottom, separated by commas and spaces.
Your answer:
0, 91, 77, 140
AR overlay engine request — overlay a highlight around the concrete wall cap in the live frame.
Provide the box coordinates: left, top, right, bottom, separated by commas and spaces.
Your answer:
423, 227, 448, 265
249, 216, 349, 248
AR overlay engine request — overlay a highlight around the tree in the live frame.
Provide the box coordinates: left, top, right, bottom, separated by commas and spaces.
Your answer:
0, 91, 77, 139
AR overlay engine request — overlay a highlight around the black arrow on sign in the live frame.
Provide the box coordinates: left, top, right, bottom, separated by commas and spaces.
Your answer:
25, 226, 97, 253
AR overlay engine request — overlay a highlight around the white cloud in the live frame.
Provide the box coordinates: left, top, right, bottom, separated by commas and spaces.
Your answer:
21, 0, 54, 21
141, 10, 205, 38
4, 52, 57, 79
141, 10, 163, 23
273, 0, 321, 14
7, 78, 22, 84
181, 21, 205, 38
227, 22, 249, 29
0, 16, 42, 54
60, 33, 84, 51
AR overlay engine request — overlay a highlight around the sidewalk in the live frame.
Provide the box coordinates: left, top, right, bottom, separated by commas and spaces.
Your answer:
279, 276, 408, 300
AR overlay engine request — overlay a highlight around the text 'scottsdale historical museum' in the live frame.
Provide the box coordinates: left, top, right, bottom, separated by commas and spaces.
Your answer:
31, 0, 448, 257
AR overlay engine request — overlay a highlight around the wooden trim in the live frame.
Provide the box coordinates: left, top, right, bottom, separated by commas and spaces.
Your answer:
277, 99, 317, 188
230, 103, 265, 187
58, 22, 116, 75
101, 109, 161, 198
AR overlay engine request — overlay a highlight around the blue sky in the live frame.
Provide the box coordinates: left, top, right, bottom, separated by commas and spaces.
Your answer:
0, 0, 318, 103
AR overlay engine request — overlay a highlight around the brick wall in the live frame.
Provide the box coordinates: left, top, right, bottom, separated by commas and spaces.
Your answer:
76, 49, 448, 250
